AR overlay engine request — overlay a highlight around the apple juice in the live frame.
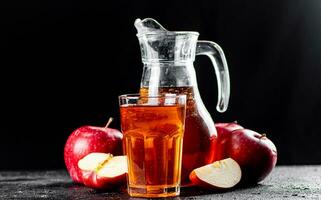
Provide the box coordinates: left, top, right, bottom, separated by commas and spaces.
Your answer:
120, 104, 185, 198
140, 87, 217, 184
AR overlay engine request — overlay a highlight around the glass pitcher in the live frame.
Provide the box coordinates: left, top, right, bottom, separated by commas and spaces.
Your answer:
135, 18, 230, 184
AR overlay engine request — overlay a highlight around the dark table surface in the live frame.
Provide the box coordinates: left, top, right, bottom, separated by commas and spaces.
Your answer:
0, 166, 320, 200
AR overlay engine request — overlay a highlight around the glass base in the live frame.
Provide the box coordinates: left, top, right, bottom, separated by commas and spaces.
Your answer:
127, 185, 180, 198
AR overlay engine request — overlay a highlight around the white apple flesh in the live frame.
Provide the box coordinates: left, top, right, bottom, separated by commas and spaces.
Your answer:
78, 152, 112, 171
189, 158, 241, 189
78, 153, 127, 189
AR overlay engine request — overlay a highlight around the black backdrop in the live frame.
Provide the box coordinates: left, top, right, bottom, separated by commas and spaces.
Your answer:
1, 0, 321, 169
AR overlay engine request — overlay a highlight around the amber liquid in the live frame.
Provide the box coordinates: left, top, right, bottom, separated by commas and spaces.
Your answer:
120, 104, 185, 198
140, 87, 216, 185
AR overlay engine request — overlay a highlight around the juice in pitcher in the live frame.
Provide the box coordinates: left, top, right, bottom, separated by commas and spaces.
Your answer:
140, 87, 217, 183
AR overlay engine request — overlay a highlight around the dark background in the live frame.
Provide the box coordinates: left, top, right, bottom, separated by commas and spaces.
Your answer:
1, 0, 321, 170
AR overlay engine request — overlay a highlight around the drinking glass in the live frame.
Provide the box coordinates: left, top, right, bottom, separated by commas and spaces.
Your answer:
119, 94, 186, 198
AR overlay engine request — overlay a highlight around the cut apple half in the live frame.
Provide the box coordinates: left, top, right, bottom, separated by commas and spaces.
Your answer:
78, 152, 128, 189
189, 158, 241, 189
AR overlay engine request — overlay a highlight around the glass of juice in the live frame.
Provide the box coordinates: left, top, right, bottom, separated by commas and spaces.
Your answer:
119, 94, 186, 198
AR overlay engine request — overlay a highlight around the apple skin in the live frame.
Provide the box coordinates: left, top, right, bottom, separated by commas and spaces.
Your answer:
81, 170, 126, 189
228, 129, 277, 184
213, 122, 244, 161
64, 126, 123, 183
215, 122, 244, 136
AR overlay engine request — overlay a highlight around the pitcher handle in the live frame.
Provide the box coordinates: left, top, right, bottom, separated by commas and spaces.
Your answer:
196, 41, 230, 112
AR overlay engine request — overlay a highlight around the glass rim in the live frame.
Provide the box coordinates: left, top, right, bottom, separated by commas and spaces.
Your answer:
136, 31, 199, 38
118, 93, 186, 100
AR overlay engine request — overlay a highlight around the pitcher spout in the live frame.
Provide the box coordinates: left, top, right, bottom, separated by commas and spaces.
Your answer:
134, 18, 199, 63
134, 18, 168, 36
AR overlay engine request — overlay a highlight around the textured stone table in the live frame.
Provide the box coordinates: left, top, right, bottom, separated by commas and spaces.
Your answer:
0, 166, 320, 199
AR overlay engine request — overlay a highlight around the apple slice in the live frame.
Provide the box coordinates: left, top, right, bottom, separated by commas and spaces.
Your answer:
189, 158, 241, 189
78, 152, 127, 189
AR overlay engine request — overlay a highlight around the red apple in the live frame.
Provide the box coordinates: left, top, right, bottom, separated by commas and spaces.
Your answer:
228, 129, 277, 184
78, 153, 127, 189
214, 122, 244, 161
189, 158, 241, 189
64, 118, 123, 183
215, 122, 244, 136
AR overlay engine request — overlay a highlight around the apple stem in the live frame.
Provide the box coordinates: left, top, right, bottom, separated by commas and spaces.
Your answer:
233, 120, 238, 124
260, 133, 267, 138
105, 117, 114, 128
